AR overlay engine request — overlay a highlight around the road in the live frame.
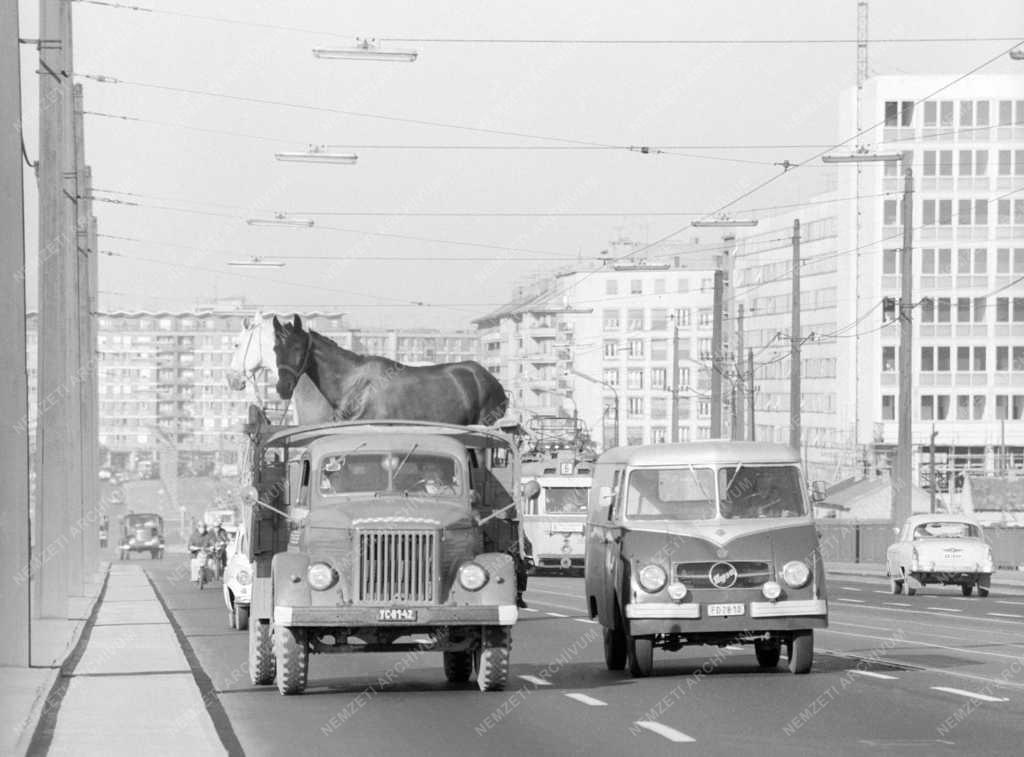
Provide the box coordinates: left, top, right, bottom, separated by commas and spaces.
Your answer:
143, 560, 1024, 756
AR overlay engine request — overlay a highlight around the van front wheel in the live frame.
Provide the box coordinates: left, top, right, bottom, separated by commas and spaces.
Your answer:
787, 630, 814, 674
627, 636, 654, 678
603, 625, 627, 671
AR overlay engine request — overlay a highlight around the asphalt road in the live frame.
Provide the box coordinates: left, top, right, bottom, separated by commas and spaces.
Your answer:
143, 561, 1024, 757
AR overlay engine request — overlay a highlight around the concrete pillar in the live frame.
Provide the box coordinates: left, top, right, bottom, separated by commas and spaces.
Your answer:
0, 0, 31, 666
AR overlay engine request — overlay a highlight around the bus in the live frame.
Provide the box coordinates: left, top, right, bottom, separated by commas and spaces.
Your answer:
521, 453, 593, 573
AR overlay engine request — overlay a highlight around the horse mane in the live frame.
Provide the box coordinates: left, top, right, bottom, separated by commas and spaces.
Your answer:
306, 328, 406, 370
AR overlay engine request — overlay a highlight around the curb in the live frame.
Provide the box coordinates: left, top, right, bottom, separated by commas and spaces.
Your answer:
18, 564, 111, 757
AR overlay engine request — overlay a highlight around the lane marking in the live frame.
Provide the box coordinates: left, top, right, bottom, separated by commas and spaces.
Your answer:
518, 675, 553, 687
995, 600, 1024, 607
883, 602, 911, 607
927, 607, 963, 613
836, 598, 866, 604
930, 686, 1010, 703
633, 722, 696, 743
725, 645, 744, 651
825, 626, 1024, 662
873, 590, 891, 595
574, 618, 598, 625
521, 607, 539, 613
546, 612, 568, 618
841, 586, 863, 592
987, 612, 1023, 619
564, 693, 607, 706
848, 669, 899, 681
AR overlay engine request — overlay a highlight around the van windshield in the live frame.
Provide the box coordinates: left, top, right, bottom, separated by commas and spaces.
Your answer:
319, 451, 462, 496
624, 467, 717, 520
719, 465, 806, 519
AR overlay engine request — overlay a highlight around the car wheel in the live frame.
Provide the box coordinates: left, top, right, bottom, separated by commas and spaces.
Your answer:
961, 583, 974, 597
978, 585, 990, 598
249, 621, 275, 685
890, 577, 903, 595
787, 630, 814, 674
905, 574, 917, 596
235, 604, 249, 631
443, 651, 473, 683
627, 636, 654, 678
755, 639, 782, 668
603, 625, 627, 671
274, 625, 309, 695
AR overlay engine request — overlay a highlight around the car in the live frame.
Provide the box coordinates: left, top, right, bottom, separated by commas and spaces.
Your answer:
205, 507, 240, 535
886, 514, 994, 597
222, 526, 253, 630
119, 513, 165, 559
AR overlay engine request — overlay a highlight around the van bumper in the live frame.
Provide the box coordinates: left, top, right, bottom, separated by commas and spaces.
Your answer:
625, 599, 827, 634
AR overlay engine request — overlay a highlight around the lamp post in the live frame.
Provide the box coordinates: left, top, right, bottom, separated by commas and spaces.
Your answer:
823, 150, 913, 528
313, 38, 418, 62
274, 146, 358, 165
246, 213, 315, 228
570, 369, 619, 450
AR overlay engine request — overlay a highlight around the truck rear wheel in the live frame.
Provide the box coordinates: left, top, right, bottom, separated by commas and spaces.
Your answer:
443, 651, 473, 683
274, 625, 309, 695
476, 628, 510, 692
249, 620, 275, 685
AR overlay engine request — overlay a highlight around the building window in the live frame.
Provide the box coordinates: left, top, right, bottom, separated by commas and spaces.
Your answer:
957, 347, 970, 372
626, 427, 644, 446
697, 401, 711, 419
654, 279, 666, 295
885, 100, 914, 126
937, 347, 950, 372
677, 278, 689, 293
606, 280, 618, 295
677, 308, 691, 326
882, 249, 899, 275
651, 427, 666, 444
627, 308, 644, 330
651, 367, 667, 389
602, 309, 620, 330
882, 346, 896, 372
630, 279, 642, 295
957, 395, 971, 420
697, 309, 713, 327
627, 339, 644, 358
973, 395, 986, 420
937, 298, 951, 323
882, 394, 895, 420
974, 297, 987, 323
650, 339, 668, 361
651, 397, 667, 420
650, 308, 668, 331
938, 150, 953, 176
627, 397, 644, 418
940, 101, 954, 127
997, 297, 1010, 322
921, 346, 934, 372
956, 297, 971, 322
938, 200, 952, 226
885, 199, 899, 225
1016, 396, 1024, 420
996, 346, 1009, 371
996, 395, 1009, 420
602, 368, 619, 386
937, 395, 951, 420
626, 369, 644, 390
974, 347, 986, 371
603, 340, 619, 359
999, 150, 1012, 176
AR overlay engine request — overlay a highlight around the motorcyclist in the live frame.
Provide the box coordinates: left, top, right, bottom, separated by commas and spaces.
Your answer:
187, 523, 215, 583
212, 520, 230, 577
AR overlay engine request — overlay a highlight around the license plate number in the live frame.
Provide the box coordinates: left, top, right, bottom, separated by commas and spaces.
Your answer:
378, 608, 417, 622
707, 603, 745, 617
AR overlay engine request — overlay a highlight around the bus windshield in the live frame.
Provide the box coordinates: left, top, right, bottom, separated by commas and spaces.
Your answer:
624, 467, 717, 520
544, 487, 589, 514
719, 465, 806, 519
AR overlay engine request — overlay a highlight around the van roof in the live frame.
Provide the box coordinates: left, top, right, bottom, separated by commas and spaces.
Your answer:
596, 441, 801, 467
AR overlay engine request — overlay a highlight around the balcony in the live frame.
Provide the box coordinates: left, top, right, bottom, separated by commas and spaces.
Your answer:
524, 350, 558, 365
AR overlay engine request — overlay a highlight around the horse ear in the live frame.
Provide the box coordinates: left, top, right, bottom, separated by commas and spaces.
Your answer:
293, 314, 303, 331
272, 315, 284, 334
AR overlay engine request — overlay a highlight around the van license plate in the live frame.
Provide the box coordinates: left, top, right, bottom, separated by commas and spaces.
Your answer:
378, 608, 417, 622
707, 603, 745, 617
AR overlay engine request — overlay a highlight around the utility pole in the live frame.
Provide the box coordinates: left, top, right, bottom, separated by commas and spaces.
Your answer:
790, 219, 802, 452
670, 309, 680, 442
748, 348, 755, 441
735, 305, 745, 441
0, 0, 31, 666
929, 424, 938, 513
710, 270, 724, 438
893, 167, 915, 526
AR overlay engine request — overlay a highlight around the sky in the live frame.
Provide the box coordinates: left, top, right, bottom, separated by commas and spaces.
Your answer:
15, 0, 1024, 330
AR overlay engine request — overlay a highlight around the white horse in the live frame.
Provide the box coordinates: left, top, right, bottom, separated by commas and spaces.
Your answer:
226, 312, 334, 424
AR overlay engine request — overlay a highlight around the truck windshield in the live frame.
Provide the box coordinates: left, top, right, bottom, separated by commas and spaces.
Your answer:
544, 487, 589, 514
719, 465, 806, 519
624, 467, 717, 520
319, 451, 462, 496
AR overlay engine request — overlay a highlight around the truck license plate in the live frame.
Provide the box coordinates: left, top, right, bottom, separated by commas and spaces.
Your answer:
378, 608, 417, 622
707, 603, 745, 617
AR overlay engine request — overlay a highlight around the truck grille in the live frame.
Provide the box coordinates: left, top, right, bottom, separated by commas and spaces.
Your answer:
357, 530, 437, 604
674, 561, 771, 589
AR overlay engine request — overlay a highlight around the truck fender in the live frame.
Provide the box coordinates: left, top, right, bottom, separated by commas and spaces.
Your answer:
448, 553, 517, 607
271, 552, 311, 609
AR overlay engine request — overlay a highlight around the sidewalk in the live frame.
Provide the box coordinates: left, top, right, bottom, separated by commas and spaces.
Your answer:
827, 561, 1024, 587
10, 564, 227, 757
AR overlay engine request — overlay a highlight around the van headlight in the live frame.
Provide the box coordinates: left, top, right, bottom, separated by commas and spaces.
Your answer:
762, 580, 782, 600
307, 562, 338, 591
638, 564, 667, 593
458, 562, 489, 591
667, 582, 688, 601
781, 561, 810, 588
235, 569, 251, 586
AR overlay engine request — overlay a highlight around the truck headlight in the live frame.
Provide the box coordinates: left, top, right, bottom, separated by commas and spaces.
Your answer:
235, 569, 251, 586
307, 562, 337, 591
781, 561, 810, 588
458, 562, 489, 591
638, 564, 667, 593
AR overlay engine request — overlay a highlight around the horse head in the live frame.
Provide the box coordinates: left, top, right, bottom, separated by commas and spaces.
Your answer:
226, 312, 275, 392
272, 314, 313, 400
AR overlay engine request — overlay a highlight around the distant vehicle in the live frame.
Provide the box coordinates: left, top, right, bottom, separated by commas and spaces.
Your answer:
119, 513, 165, 560
521, 454, 592, 574
204, 508, 240, 534
886, 514, 994, 597
585, 442, 828, 677
222, 526, 253, 630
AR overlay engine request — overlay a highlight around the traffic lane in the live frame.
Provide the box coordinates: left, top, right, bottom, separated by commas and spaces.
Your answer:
829, 573, 1024, 622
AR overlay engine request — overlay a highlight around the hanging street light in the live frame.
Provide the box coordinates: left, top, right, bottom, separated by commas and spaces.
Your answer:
245, 213, 314, 228
274, 146, 358, 165
313, 38, 418, 62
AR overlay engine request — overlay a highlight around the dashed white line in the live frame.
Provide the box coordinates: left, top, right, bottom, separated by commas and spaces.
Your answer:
546, 612, 568, 618
931, 686, 1010, 703
840, 586, 863, 592
521, 607, 539, 613
987, 612, 1023, 619
927, 607, 963, 613
848, 669, 899, 681
883, 602, 912, 607
836, 598, 866, 604
996, 600, 1024, 607
518, 675, 553, 687
564, 693, 607, 706
633, 721, 696, 743
574, 618, 598, 625
725, 645, 744, 651
873, 590, 891, 595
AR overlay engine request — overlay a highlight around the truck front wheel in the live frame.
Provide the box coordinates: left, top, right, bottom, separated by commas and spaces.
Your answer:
274, 625, 309, 695
249, 621, 275, 685
476, 628, 510, 692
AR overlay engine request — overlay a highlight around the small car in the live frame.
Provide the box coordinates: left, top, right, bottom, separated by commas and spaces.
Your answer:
886, 514, 994, 597
222, 526, 253, 630
119, 513, 165, 559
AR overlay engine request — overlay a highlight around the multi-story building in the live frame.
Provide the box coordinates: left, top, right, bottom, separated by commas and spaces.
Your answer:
26, 304, 480, 473
733, 74, 1024, 484
477, 240, 719, 449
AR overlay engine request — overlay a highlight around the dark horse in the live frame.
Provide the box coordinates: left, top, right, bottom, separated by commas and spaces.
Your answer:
272, 315, 508, 426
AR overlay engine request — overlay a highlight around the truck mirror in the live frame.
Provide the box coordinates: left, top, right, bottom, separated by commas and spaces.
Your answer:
240, 485, 259, 505
522, 479, 541, 500
599, 486, 613, 506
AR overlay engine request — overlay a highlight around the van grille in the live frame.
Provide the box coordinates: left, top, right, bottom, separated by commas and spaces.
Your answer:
357, 530, 436, 603
673, 561, 771, 589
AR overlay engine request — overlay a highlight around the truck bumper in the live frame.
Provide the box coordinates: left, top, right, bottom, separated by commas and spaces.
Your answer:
274, 604, 518, 627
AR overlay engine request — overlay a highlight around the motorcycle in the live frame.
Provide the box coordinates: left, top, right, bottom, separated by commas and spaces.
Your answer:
190, 546, 219, 590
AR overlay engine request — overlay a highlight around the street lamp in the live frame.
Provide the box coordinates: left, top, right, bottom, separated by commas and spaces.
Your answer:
245, 213, 315, 228
570, 369, 620, 449
274, 146, 358, 165
823, 149, 914, 528
692, 218, 759, 228
313, 38, 418, 62
1010, 47, 1024, 60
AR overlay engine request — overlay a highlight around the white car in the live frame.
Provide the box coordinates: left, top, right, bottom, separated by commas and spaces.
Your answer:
886, 514, 994, 597
222, 526, 253, 630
